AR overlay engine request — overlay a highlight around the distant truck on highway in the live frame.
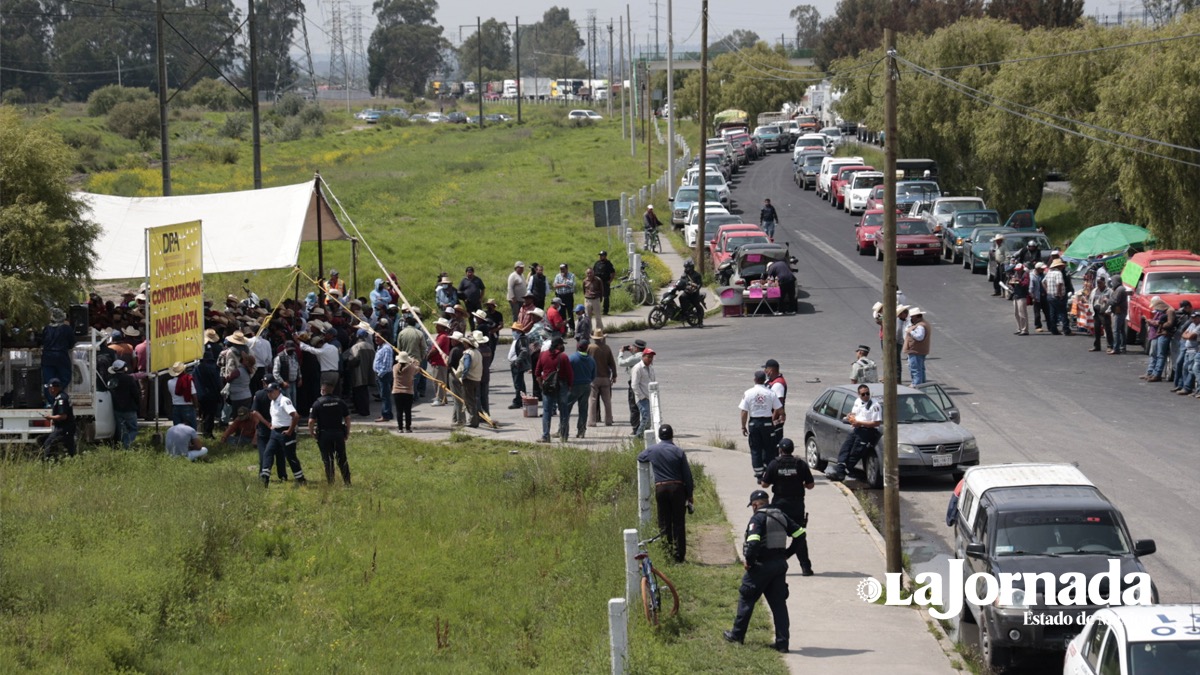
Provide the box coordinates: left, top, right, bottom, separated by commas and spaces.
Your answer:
503, 78, 553, 99
1, 327, 115, 446
756, 111, 789, 127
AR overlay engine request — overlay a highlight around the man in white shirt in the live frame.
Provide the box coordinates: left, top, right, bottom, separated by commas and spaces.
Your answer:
260, 383, 305, 487
246, 330, 273, 393
827, 384, 882, 482
630, 348, 657, 438
297, 334, 340, 389
507, 261, 528, 325
739, 370, 784, 479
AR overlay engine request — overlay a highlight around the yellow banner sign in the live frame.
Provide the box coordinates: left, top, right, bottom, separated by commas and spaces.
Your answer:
147, 221, 203, 372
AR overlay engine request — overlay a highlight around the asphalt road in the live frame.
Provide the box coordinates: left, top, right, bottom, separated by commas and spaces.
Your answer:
628, 150, 1197, 670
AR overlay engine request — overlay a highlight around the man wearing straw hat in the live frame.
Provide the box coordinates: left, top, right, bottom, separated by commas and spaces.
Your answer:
428, 318, 452, 406
507, 321, 533, 409
1044, 259, 1073, 336
391, 351, 418, 432
470, 327, 493, 415
40, 307, 76, 405
587, 330, 617, 427
903, 308, 932, 386
457, 334, 484, 428
166, 361, 197, 428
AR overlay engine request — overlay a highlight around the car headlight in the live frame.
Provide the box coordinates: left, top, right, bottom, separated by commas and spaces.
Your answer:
995, 587, 1030, 608
864, 233, 875, 240
898, 443, 918, 455
963, 439, 978, 452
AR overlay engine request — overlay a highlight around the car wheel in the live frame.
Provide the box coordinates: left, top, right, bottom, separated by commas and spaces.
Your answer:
1140, 320, 1150, 354
805, 435, 827, 472
875, 247, 883, 262
971, 262, 983, 275
864, 451, 883, 489
953, 251, 962, 265
978, 610, 1012, 672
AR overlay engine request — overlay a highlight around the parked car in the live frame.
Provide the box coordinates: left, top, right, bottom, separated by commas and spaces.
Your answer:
865, 185, 887, 211
803, 382, 978, 488
567, 109, 591, 120
963, 226, 1017, 273
952, 464, 1157, 671
845, 171, 885, 214
424, 112, 445, 123
817, 156, 865, 201
831, 165, 874, 210
354, 108, 379, 121
927, 196, 987, 231
940, 209, 1002, 263
670, 186, 721, 227
794, 152, 828, 190
895, 180, 942, 209
818, 126, 844, 146
689, 213, 745, 249
683, 168, 731, 206
683, 203, 730, 247
362, 110, 382, 124
710, 224, 770, 266
878, 217, 940, 263
1120, 250, 1200, 349
446, 111, 468, 124
1063, 605, 1200, 675
716, 243, 795, 287
854, 209, 887, 255
386, 108, 409, 118
792, 133, 828, 161
752, 125, 786, 153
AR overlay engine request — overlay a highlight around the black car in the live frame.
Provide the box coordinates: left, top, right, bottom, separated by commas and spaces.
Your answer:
953, 464, 1157, 671
446, 112, 468, 124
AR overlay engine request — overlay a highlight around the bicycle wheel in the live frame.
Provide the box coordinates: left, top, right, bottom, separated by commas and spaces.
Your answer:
639, 281, 654, 306
641, 575, 660, 625
643, 567, 679, 624
630, 282, 649, 307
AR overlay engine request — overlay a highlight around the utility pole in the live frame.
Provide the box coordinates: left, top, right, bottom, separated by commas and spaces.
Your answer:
248, 0, 262, 189
155, 0, 170, 195
696, 0, 708, 273
627, 4, 635, 157
477, 17, 484, 128
515, 17, 522, 124
619, 16, 626, 141
607, 22, 614, 118
653, 0, 660, 58
645, 61, 651, 179
881, 28, 901, 576
666, 0, 674, 194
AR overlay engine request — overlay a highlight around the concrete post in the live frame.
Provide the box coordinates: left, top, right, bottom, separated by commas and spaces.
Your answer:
623, 528, 638, 603
620, 192, 627, 222
637, 459, 653, 524
608, 598, 628, 675
631, 253, 642, 280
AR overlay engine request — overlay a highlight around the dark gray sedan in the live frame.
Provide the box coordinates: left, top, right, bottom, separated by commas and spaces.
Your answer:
802, 383, 979, 488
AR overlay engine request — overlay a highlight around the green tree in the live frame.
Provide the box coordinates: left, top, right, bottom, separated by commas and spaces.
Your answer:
248, 0, 301, 98
790, 5, 822, 49
459, 19, 513, 77
674, 43, 812, 124
985, 0, 1084, 29
519, 7, 587, 78
710, 30, 761, 56
0, 109, 100, 329
368, 0, 448, 96
0, 0, 58, 101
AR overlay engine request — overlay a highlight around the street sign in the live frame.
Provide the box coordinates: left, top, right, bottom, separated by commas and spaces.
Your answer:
593, 199, 621, 228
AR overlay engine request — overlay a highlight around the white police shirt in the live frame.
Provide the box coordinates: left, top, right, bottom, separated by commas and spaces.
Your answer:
850, 396, 882, 424
739, 384, 782, 419
269, 395, 298, 428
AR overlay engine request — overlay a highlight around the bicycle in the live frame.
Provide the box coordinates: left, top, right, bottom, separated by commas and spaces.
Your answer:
643, 227, 662, 254
617, 263, 653, 307
635, 533, 680, 626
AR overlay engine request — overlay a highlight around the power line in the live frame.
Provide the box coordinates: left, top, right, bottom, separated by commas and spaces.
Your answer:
898, 55, 1200, 169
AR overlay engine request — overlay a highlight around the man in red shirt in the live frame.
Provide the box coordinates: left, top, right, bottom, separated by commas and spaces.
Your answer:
534, 337, 573, 442
429, 318, 452, 407
545, 297, 568, 338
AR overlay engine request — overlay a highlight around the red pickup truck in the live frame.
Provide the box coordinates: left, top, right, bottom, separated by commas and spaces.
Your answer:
830, 165, 873, 210
1119, 250, 1200, 347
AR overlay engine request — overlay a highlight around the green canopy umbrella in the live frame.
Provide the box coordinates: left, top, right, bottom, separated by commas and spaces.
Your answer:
1063, 222, 1155, 259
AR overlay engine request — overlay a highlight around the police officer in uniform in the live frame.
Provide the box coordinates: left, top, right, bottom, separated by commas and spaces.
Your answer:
760, 438, 815, 576
738, 370, 784, 479
308, 382, 352, 486
679, 260, 704, 326
724, 489, 805, 652
39, 378, 76, 460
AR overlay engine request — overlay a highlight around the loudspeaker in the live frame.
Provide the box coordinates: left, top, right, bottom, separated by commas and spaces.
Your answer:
70, 304, 89, 337
12, 367, 43, 408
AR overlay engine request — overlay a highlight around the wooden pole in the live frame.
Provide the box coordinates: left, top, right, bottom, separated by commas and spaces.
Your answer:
882, 28, 902, 576
695, 0, 708, 274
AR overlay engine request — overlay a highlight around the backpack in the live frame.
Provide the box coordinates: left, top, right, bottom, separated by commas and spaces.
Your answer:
541, 369, 560, 396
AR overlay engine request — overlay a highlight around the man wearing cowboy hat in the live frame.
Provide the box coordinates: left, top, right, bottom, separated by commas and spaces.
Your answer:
435, 275, 458, 315
391, 351, 418, 432
372, 333, 395, 423
587, 330, 617, 427
273, 342, 300, 405
483, 299, 504, 338
1044, 259, 1072, 335
428, 318, 453, 406
297, 329, 340, 390
166, 361, 197, 428
582, 267, 604, 332
553, 264, 577, 334
470, 328, 494, 415
456, 334, 484, 428
507, 321, 533, 409
619, 339, 649, 429
107, 359, 141, 448
222, 332, 256, 422
516, 293, 538, 331
445, 332, 468, 426
903, 308, 931, 386
507, 261, 528, 322
988, 234, 1007, 296
39, 307, 77, 405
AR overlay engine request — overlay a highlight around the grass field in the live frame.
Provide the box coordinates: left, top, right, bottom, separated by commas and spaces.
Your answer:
0, 434, 785, 673
52, 101, 684, 315
1034, 191, 1082, 248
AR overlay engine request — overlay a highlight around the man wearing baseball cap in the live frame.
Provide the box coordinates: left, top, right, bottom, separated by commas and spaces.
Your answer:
630, 347, 657, 437
39, 378, 76, 460
723, 489, 805, 652
643, 204, 662, 250
592, 250, 616, 315
619, 339, 649, 429
553, 263, 577, 334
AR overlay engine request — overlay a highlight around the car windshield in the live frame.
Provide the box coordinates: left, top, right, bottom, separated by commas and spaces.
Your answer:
820, 127, 841, 137
707, 215, 742, 227
725, 234, 769, 251
861, 213, 884, 228
755, 126, 780, 135
1127, 641, 1200, 672
896, 220, 933, 235
993, 510, 1131, 556
797, 138, 824, 147
854, 175, 884, 189
890, 393, 947, 423
936, 200, 983, 215
898, 182, 941, 197
804, 156, 825, 168
956, 212, 1000, 227
1145, 272, 1200, 294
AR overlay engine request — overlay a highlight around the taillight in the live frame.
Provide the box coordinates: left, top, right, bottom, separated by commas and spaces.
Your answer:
30, 419, 52, 428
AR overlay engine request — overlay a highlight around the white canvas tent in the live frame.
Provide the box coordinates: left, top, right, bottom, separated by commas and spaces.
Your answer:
79, 181, 350, 281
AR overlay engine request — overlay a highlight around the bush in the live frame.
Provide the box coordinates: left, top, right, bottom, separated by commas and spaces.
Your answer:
277, 117, 305, 142
218, 113, 249, 139
2, 88, 26, 105
106, 99, 160, 140
182, 78, 242, 111
87, 85, 153, 117
298, 104, 325, 126
275, 93, 305, 117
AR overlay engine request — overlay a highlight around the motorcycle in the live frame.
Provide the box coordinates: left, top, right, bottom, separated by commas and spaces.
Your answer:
647, 278, 707, 329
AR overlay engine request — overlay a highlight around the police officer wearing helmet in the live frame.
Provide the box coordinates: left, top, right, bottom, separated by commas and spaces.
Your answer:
677, 260, 704, 326
759, 438, 815, 576
724, 489, 805, 652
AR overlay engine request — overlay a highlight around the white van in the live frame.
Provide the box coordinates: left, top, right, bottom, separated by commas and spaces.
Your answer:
817, 156, 864, 201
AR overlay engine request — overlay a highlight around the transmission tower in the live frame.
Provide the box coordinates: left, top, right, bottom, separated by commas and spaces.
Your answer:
328, 0, 348, 89
296, 0, 318, 99
349, 5, 365, 91
652, 0, 660, 58
587, 9, 597, 84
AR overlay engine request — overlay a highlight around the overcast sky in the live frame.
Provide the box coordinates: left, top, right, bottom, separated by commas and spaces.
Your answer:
301, 0, 1139, 65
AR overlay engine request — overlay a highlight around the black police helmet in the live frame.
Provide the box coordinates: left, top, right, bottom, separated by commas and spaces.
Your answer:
658, 424, 674, 440
683, 260, 695, 269
778, 438, 795, 454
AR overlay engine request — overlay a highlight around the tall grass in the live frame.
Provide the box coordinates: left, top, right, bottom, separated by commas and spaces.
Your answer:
0, 435, 783, 673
